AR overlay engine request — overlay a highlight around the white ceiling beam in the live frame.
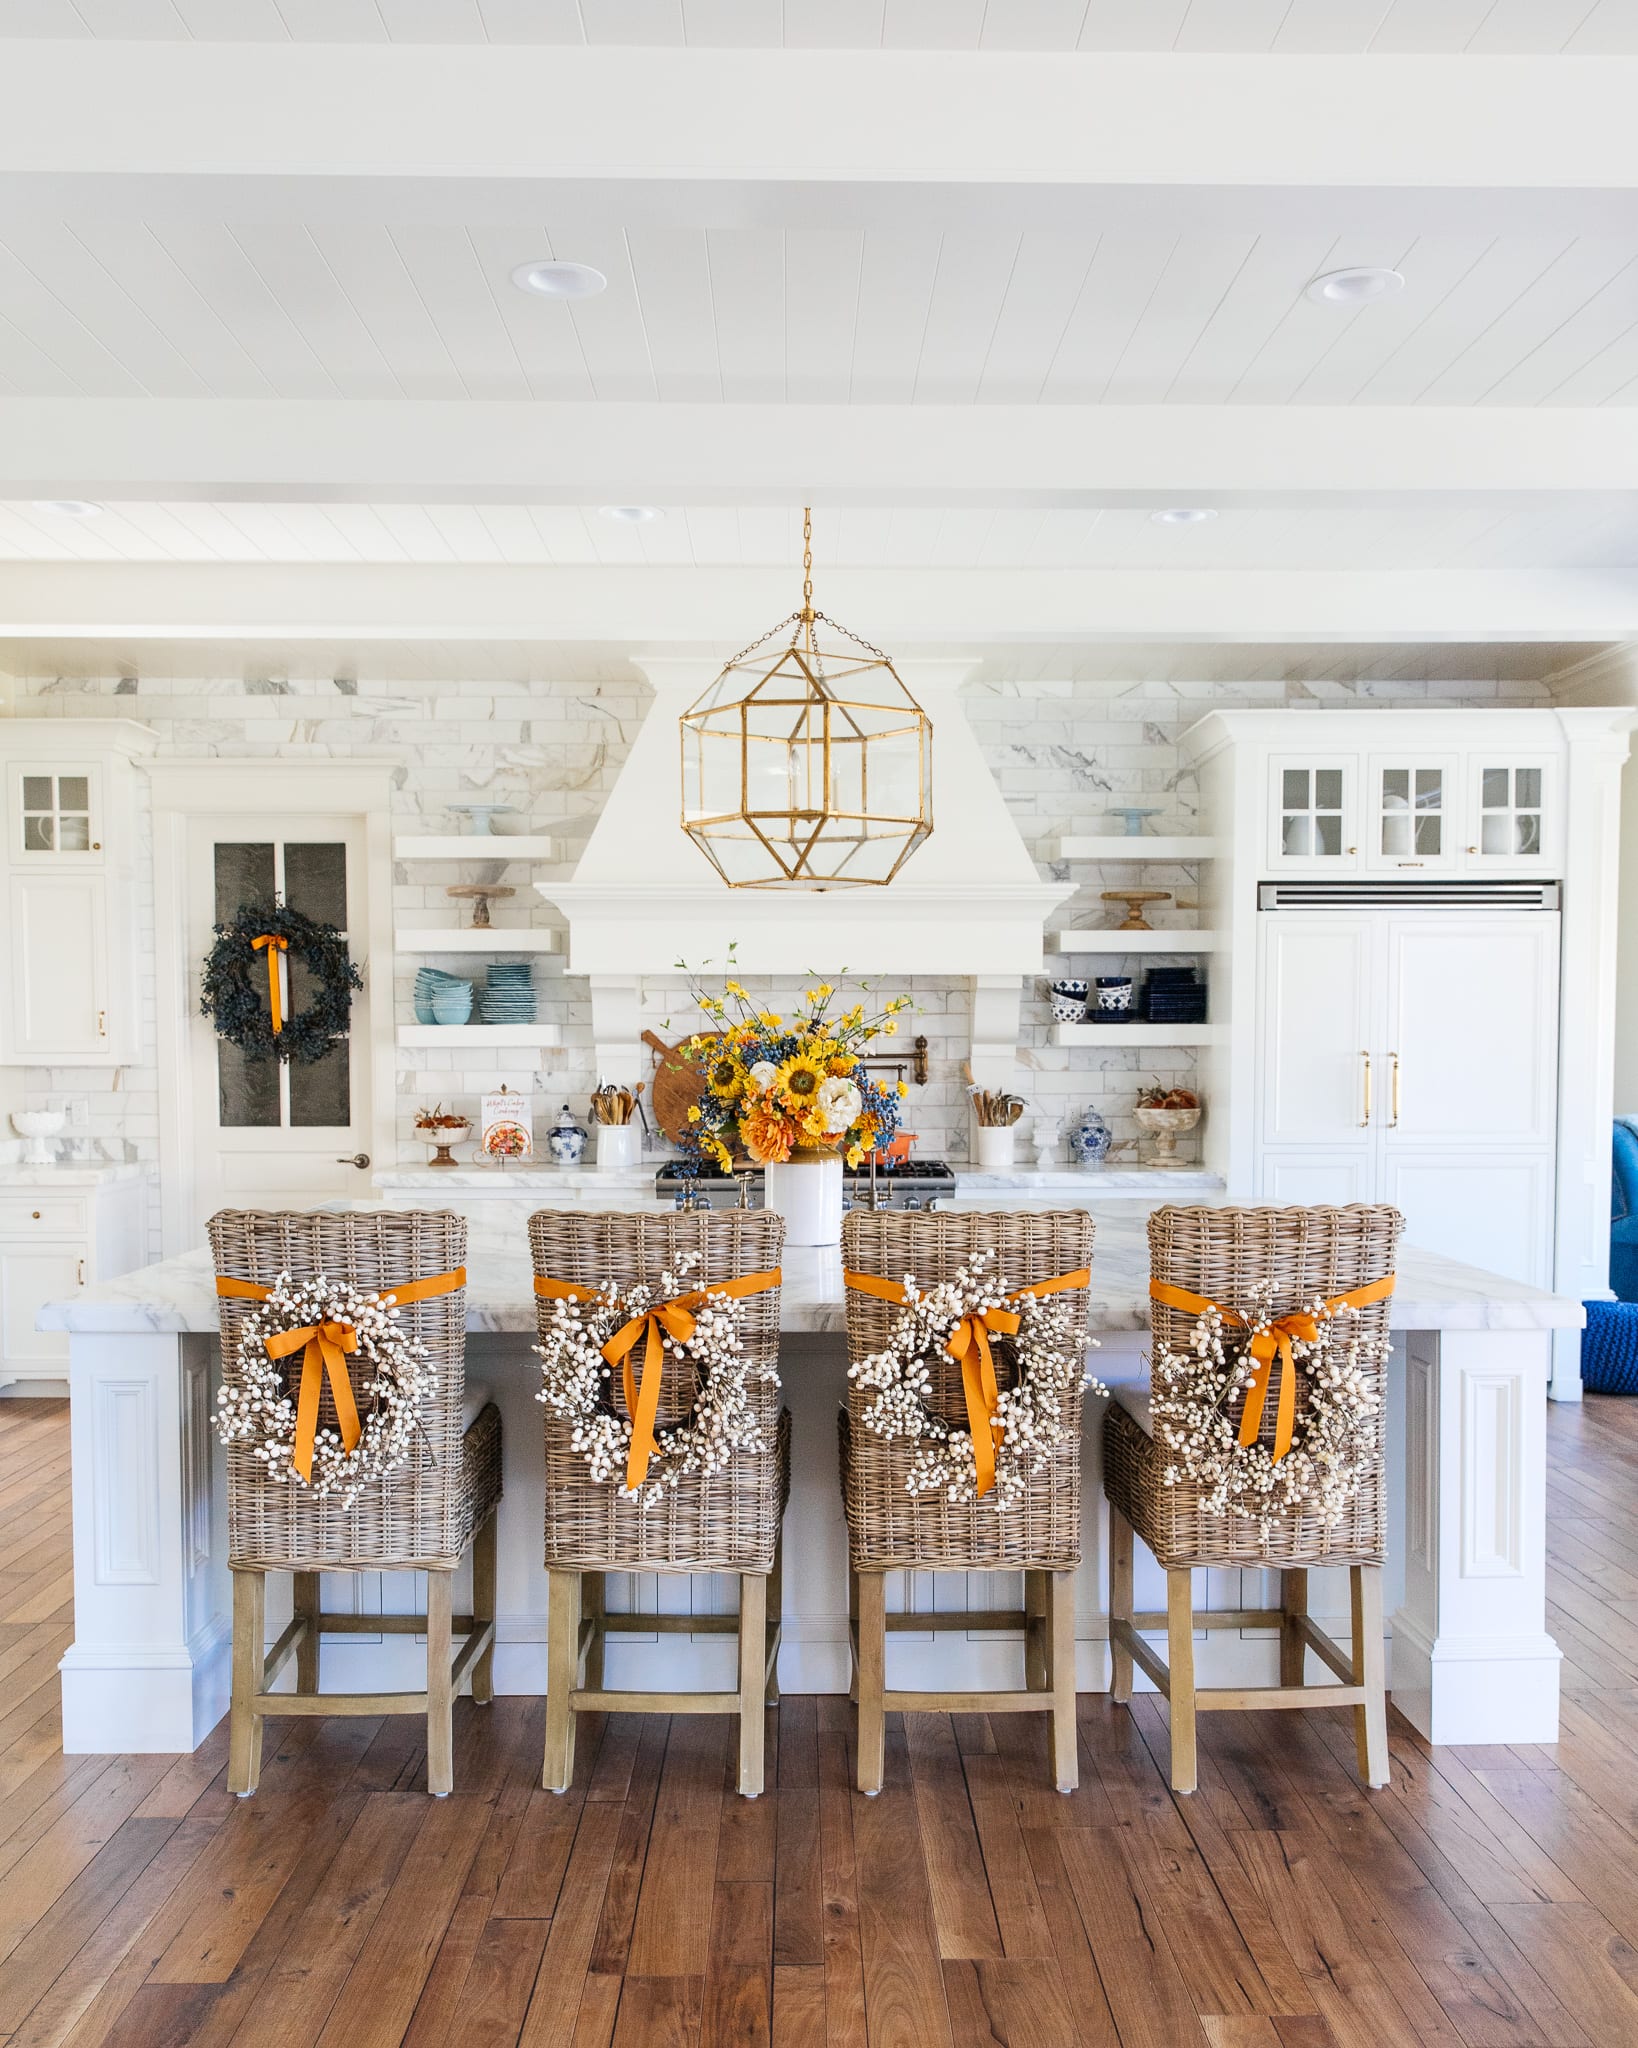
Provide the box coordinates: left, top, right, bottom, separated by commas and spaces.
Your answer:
2, 562, 1632, 644
5, 401, 1637, 506
0, 47, 1635, 234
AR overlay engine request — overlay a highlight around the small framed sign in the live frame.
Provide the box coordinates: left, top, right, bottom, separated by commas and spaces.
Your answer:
480, 1086, 533, 1163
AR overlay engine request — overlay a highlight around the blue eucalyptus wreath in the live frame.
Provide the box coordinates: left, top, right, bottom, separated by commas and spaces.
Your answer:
200, 900, 362, 1065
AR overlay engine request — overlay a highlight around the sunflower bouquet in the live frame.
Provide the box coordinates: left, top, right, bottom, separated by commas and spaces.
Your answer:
680, 978, 913, 1172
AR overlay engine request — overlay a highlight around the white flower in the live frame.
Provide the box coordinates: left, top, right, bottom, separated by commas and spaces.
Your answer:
748, 1061, 779, 1092
816, 1075, 863, 1133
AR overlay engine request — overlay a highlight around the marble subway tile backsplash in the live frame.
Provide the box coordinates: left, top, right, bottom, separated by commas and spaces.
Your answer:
8, 666, 1540, 1254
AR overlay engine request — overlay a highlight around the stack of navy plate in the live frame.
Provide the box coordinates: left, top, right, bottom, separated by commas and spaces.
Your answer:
414, 966, 472, 1025
481, 961, 536, 1025
1142, 968, 1208, 1024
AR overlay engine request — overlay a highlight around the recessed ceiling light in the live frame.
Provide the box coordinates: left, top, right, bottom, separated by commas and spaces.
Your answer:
600, 505, 663, 524
1305, 266, 1405, 306
1150, 507, 1217, 526
510, 260, 607, 299
32, 498, 102, 518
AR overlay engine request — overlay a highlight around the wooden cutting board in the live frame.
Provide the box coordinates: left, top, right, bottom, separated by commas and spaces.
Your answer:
643, 1028, 725, 1144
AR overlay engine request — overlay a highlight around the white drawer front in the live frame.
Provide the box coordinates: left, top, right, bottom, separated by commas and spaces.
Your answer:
0, 1194, 89, 1234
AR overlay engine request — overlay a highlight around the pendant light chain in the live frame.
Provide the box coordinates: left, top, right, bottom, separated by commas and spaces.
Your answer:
801, 504, 816, 655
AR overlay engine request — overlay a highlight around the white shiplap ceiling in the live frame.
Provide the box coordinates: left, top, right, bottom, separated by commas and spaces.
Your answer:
2, 221, 1637, 407
5, 0, 1638, 53
2, 499, 1635, 571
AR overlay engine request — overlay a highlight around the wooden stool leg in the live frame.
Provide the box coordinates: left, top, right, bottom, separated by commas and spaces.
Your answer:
293, 1571, 320, 1694
1048, 1568, 1078, 1793
426, 1569, 454, 1797
737, 1572, 768, 1798
1166, 1567, 1198, 1796
1279, 1568, 1308, 1689
1352, 1565, 1390, 1790
581, 1569, 606, 1690
228, 1567, 267, 1798
471, 1510, 497, 1706
765, 1527, 784, 1707
544, 1569, 580, 1793
1024, 1570, 1048, 1691
856, 1570, 886, 1797
847, 1561, 861, 1704
1108, 1505, 1134, 1707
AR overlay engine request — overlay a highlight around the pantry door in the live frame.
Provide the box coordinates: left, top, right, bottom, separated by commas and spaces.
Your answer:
185, 815, 376, 1240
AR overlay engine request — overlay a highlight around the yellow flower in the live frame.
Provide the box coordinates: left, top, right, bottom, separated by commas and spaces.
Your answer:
882, 1020, 898, 1036
725, 979, 749, 999
687, 1104, 702, 1122
707, 1055, 743, 1100
818, 983, 834, 999
777, 1051, 827, 1106
759, 1011, 782, 1029
845, 1144, 864, 1169
897, 1080, 909, 1097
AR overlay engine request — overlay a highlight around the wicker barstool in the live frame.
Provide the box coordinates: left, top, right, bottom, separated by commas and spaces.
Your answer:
840, 1209, 1095, 1797
529, 1209, 789, 1799
1105, 1202, 1403, 1796
209, 1209, 503, 1799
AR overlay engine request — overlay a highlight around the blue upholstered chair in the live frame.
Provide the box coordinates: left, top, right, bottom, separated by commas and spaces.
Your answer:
1610, 1118, 1638, 1303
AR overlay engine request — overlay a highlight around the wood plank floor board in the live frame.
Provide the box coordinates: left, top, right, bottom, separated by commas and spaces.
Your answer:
13, 1396, 1638, 2043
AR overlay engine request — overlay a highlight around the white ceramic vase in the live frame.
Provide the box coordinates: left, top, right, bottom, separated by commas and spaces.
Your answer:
762, 1147, 844, 1248
596, 1121, 642, 1170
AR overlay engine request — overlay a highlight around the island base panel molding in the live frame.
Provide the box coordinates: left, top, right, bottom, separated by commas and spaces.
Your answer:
1391, 1327, 1560, 1745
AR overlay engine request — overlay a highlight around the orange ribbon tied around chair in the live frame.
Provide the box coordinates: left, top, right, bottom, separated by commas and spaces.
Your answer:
844, 1267, 1091, 1498
535, 1268, 781, 1491
216, 1268, 466, 1484
251, 932, 289, 1034
1149, 1274, 1395, 1463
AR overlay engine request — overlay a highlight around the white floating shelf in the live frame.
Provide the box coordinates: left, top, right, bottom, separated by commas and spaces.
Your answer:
396, 927, 562, 955
1053, 1023, 1221, 1047
394, 835, 556, 862
397, 1025, 562, 1048
1051, 835, 1222, 862
1048, 928, 1221, 954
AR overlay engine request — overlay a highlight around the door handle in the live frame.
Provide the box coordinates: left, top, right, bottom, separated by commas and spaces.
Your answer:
76, 1258, 86, 1286
1360, 1051, 1372, 1127
336, 1153, 371, 1169
1390, 1053, 1400, 1129
96, 1010, 106, 1038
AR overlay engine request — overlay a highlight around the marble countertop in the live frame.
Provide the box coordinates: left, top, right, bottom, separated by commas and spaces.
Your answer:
373, 1164, 1224, 1196
0, 1160, 144, 1188
39, 1202, 1584, 1337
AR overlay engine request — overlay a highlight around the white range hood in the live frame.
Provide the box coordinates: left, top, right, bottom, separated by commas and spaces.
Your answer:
543, 659, 1071, 978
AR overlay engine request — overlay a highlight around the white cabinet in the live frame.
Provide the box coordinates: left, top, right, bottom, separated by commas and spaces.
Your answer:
1265, 743, 1561, 876
0, 1170, 144, 1388
0, 723, 151, 1067
1256, 910, 1560, 1286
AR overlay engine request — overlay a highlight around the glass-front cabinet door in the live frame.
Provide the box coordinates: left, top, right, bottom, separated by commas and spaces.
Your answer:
1465, 758, 1554, 871
1268, 756, 1359, 869
10, 765, 103, 864
1365, 755, 1457, 872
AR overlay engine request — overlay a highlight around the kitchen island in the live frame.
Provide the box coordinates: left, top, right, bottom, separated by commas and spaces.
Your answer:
42, 1199, 1579, 1755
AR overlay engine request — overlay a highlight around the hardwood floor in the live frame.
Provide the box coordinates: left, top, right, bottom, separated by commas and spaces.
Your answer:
5, 1392, 1638, 2045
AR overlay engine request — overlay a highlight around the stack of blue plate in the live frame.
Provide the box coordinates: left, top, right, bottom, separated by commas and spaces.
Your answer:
1143, 967, 1209, 1024
482, 961, 536, 1025
414, 965, 473, 1025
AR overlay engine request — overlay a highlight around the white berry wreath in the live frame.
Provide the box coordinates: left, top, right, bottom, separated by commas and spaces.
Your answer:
1150, 1282, 1389, 1530
215, 1273, 435, 1508
534, 1259, 775, 1504
848, 1253, 1104, 1508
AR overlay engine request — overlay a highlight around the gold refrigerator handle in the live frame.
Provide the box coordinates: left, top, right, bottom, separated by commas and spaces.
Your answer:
1390, 1051, 1401, 1129
1361, 1051, 1372, 1127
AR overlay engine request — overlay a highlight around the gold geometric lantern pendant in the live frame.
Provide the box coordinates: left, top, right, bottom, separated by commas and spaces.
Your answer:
680, 509, 933, 889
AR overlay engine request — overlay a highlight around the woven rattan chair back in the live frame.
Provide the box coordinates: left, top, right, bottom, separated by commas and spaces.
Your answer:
1135, 1202, 1402, 1568
209, 1207, 469, 1574
840, 1207, 1094, 1571
529, 1208, 786, 1573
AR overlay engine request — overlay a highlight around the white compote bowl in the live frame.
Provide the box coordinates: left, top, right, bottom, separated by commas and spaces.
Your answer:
12, 1109, 65, 1167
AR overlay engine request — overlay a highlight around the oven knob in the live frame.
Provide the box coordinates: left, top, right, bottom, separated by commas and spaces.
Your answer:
695, 1195, 713, 1211
903, 1195, 923, 1211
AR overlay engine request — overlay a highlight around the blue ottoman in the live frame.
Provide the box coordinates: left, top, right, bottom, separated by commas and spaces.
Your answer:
1581, 1300, 1638, 1393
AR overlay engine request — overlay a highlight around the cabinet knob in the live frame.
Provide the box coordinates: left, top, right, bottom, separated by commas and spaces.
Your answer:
91, 841, 100, 851
30, 1210, 40, 1220
1347, 846, 1357, 855
1467, 845, 1478, 854
97, 1011, 106, 1038
76, 1258, 86, 1286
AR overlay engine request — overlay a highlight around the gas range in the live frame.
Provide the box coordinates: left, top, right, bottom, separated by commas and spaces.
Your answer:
654, 1158, 957, 1214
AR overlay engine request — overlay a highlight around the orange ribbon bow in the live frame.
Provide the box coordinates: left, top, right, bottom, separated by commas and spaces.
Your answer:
535, 1268, 782, 1491
217, 1267, 466, 1484
251, 932, 289, 1034
844, 1267, 1091, 1498
1149, 1274, 1395, 1463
